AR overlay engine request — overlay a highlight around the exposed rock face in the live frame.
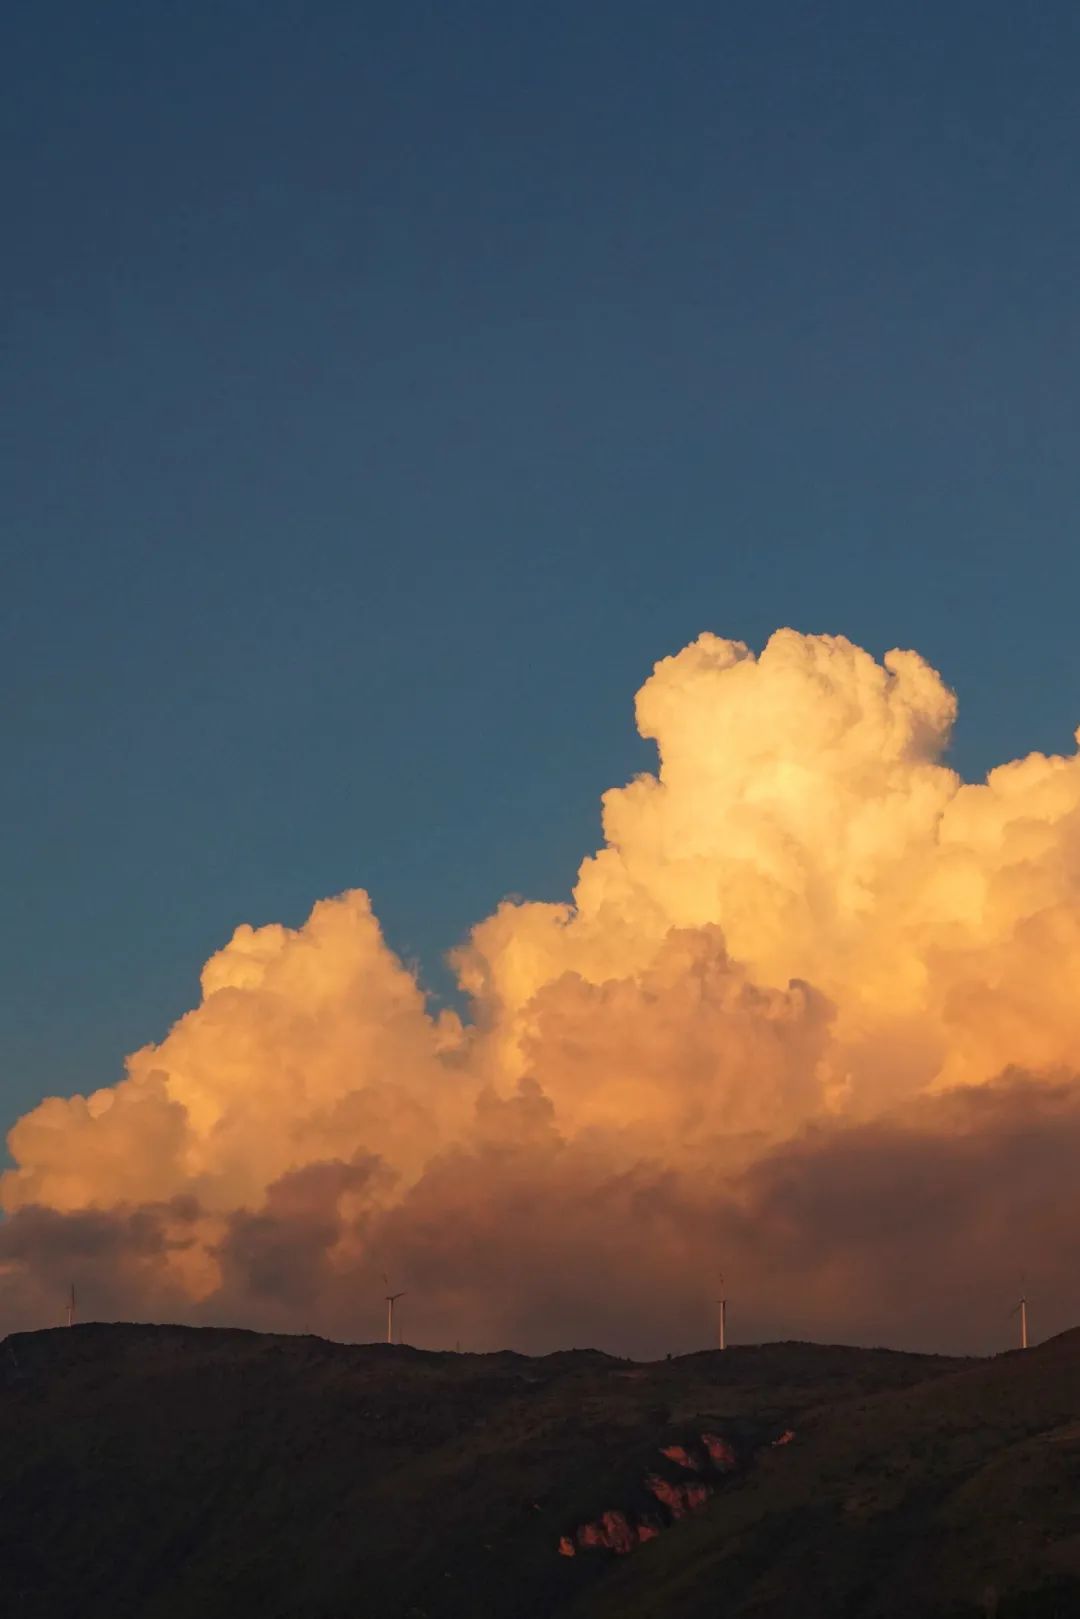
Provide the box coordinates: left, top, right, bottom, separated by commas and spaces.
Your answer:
702, 1431, 738, 1468
645, 1473, 710, 1519
559, 1427, 749, 1556
557, 1422, 799, 1555
660, 1443, 701, 1470
578, 1512, 636, 1554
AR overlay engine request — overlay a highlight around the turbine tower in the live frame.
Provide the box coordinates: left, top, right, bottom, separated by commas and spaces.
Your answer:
66, 1283, 76, 1329
383, 1275, 406, 1345
717, 1273, 727, 1351
1013, 1291, 1029, 1350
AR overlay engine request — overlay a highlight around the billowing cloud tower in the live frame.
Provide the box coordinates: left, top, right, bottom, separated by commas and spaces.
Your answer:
5, 630, 1080, 1354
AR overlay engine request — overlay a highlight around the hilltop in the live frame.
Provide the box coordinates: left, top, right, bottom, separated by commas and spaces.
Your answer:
1, 1323, 1077, 1617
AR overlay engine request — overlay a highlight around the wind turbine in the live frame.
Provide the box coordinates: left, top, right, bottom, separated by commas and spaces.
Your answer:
66, 1283, 76, 1329
383, 1275, 406, 1345
1011, 1290, 1029, 1350
716, 1273, 727, 1351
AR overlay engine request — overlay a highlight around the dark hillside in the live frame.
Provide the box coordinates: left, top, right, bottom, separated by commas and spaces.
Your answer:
1, 1323, 1071, 1618
580, 1329, 1080, 1619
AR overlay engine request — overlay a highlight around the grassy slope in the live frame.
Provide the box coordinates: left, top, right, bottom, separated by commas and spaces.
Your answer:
2, 1323, 1074, 1618
579, 1329, 1080, 1619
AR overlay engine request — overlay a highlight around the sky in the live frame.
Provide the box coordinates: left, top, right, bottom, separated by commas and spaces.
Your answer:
3, 4, 1080, 1352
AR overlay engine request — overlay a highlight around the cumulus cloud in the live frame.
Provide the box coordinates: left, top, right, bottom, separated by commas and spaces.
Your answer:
4, 629, 1080, 1353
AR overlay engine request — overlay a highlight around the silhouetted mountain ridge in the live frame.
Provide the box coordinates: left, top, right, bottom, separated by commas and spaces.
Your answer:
2, 1323, 1077, 1617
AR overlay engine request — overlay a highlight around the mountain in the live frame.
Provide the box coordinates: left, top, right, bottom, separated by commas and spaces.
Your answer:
1, 1322, 1076, 1617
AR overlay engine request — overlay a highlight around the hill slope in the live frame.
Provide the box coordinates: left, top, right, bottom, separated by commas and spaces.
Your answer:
1, 1324, 1075, 1617
579, 1329, 1080, 1619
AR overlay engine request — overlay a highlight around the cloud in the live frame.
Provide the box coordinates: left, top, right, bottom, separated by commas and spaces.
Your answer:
4, 629, 1080, 1354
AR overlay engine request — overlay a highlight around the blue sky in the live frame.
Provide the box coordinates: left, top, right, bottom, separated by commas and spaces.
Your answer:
4, 0, 1080, 1129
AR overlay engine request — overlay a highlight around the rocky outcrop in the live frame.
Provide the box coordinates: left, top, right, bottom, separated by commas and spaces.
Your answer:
558, 1426, 769, 1557
702, 1431, 738, 1469
659, 1443, 701, 1470
644, 1473, 709, 1519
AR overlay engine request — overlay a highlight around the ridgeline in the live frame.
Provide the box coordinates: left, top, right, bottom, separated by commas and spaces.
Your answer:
3, 1322, 1079, 1617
